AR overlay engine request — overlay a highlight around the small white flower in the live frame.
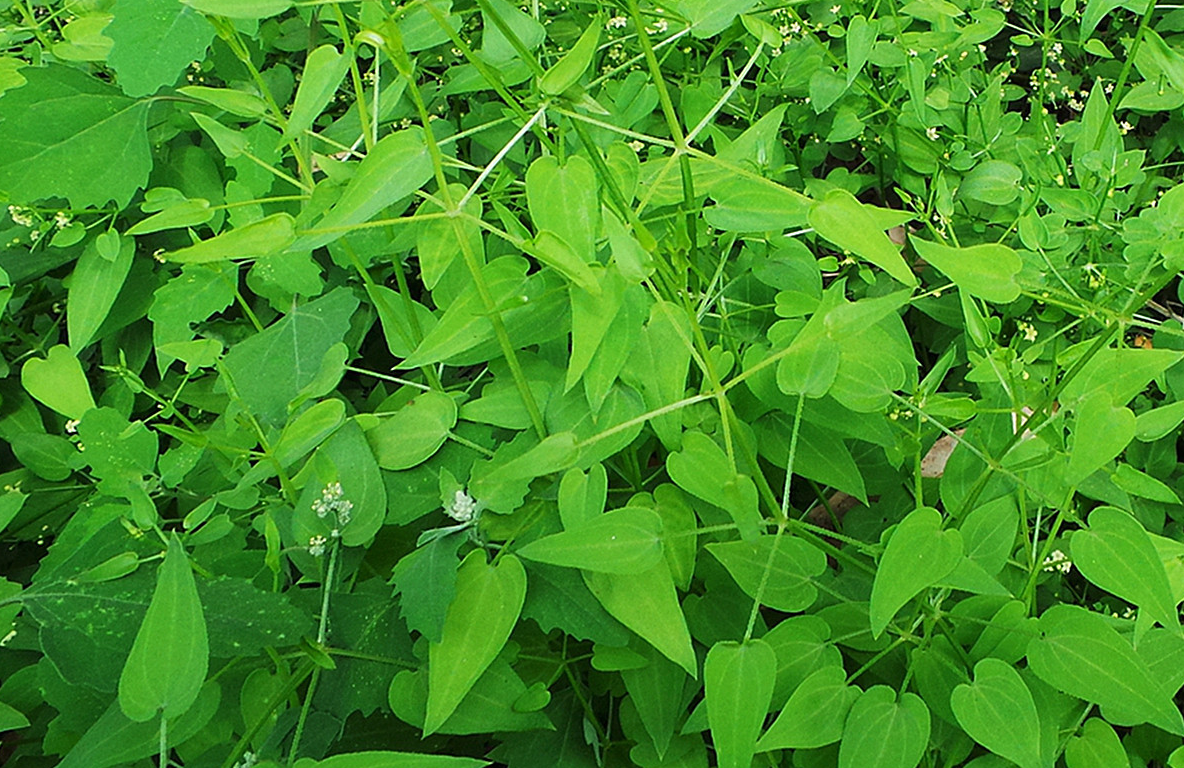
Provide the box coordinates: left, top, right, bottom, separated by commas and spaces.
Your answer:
926, 126, 939, 141
647, 18, 668, 34
53, 211, 70, 229
1041, 549, 1071, 574
308, 535, 328, 557
606, 15, 628, 29
830, 4, 841, 12
446, 489, 480, 522
64, 419, 80, 434
628, 139, 644, 152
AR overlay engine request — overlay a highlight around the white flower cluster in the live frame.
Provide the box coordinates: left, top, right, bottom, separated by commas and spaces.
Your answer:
1042, 549, 1072, 574
308, 534, 328, 557
446, 489, 479, 523
310, 481, 353, 546
7, 205, 33, 227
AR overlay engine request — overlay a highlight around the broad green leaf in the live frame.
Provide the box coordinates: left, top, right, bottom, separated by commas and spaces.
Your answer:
539, 19, 600, 95
1060, 347, 1184, 408
775, 287, 844, 398
149, 262, 236, 358
367, 391, 457, 470
666, 432, 763, 540
517, 507, 664, 573
367, 284, 438, 359
958, 160, 1023, 206
426, 552, 526, 734
1066, 392, 1135, 485
530, 231, 600, 294
1071, 506, 1178, 630
177, 85, 268, 117
477, 431, 579, 487
910, 238, 1022, 303
525, 155, 599, 263
567, 265, 628, 392
53, 14, 113, 62
1064, 718, 1127, 768
960, 496, 1018, 576
654, 484, 697, 590
0, 700, 27, 731
118, 534, 209, 722
1027, 604, 1184, 734
846, 16, 876, 85
1113, 463, 1182, 504
221, 287, 359, 425
758, 665, 857, 750
390, 658, 551, 734
283, 45, 351, 142
584, 564, 696, 676
126, 198, 214, 235
416, 183, 483, 290
557, 464, 608, 531
0, 490, 26, 536
480, 0, 546, 65
704, 175, 812, 232
705, 639, 777, 768
1135, 399, 1184, 441
622, 301, 694, 451
685, 0, 759, 37
69, 233, 135, 351
837, 687, 930, 768
0, 64, 151, 208
106, 0, 215, 97
1080, 0, 1139, 40
164, 213, 295, 263
950, 658, 1043, 768
309, 419, 386, 547
869, 507, 963, 637
392, 530, 466, 643
21, 344, 95, 420
182, 0, 293, 18
621, 639, 688, 759
520, 561, 630, 646
706, 535, 826, 612
266, 399, 346, 470
293, 129, 433, 252
808, 190, 917, 286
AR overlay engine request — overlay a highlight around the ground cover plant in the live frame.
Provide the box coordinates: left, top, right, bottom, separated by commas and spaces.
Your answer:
3, 0, 1184, 765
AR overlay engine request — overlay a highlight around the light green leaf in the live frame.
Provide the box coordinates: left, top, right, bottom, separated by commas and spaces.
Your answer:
621, 301, 694, 451
1134, 399, 1184, 441
684, 0, 759, 37
846, 16, 876, 85
118, 534, 209, 722
567, 265, 628, 392
539, 18, 600, 95
416, 183, 483, 290
1060, 348, 1184, 408
666, 431, 763, 540
869, 507, 962, 637
367, 285, 437, 359
426, 551, 526, 734
525, 155, 599, 263
165, 213, 295, 263
367, 391, 457, 470
585, 564, 696, 676
1066, 392, 1135, 485
1064, 719, 1127, 768
808, 190, 917, 285
283, 45, 352, 143
21, 344, 96, 420
0, 700, 28, 731
69, 233, 135, 350
182, 0, 293, 19
126, 198, 214, 235
517, 507, 664, 574
530, 231, 601, 294
909, 238, 1022, 303
705, 639, 777, 768
758, 665, 858, 750
480, 0, 546, 65
106, 0, 215, 97
958, 160, 1023, 206
1027, 604, 1184, 734
0, 64, 151, 208
950, 658, 1043, 768
704, 175, 812, 232
1071, 506, 1178, 630
838, 687, 930, 768
293, 129, 433, 252
177, 85, 269, 117
706, 535, 826, 612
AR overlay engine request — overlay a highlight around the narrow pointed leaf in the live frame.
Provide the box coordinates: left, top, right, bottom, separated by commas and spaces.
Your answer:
808, 190, 917, 285
539, 19, 600, 95
283, 45, 351, 143
164, 213, 295, 263
706, 639, 777, 768
909, 238, 1022, 303
584, 564, 696, 676
517, 507, 663, 574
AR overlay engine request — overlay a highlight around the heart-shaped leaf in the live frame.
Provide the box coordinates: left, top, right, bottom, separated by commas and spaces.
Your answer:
950, 658, 1043, 768
516, 506, 664, 574
869, 507, 962, 637
21, 344, 95, 420
705, 639, 777, 768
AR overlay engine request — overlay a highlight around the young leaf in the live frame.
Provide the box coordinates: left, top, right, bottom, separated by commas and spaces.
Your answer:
622, 301, 694, 451
525, 155, 600, 263
706, 535, 827, 612
1070, 506, 1178, 630
106, 0, 215, 98
283, 45, 352, 143
367, 391, 457, 471
909, 238, 1022, 303
539, 19, 600, 95
757, 665, 858, 750
584, 564, 696, 676
1135, 400, 1184, 441
837, 687, 930, 768
808, 190, 918, 286
1064, 718, 1128, 768
529, 231, 600, 294
1027, 604, 1184, 734
425, 551, 526, 735
1066, 392, 1135, 486
705, 639, 777, 768
704, 175, 813, 232
21, 344, 96, 420
68, 234, 135, 351
118, 534, 209, 722
950, 658, 1043, 768
846, 16, 875, 85
164, 213, 295, 263
517, 506, 664, 574
869, 507, 962, 637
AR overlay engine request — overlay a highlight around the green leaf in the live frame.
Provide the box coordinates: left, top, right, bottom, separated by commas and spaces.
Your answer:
293, 129, 433, 252
1135, 400, 1184, 441
106, 0, 215, 97
706, 535, 827, 612
480, 0, 546, 65
391, 530, 467, 644
126, 198, 214, 235
909, 238, 1022, 303
0, 700, 28, 731
164, 213, 295, 263
869, 507, 963, 637
808, 190, 918, 286
367, 284, 438, 359
950, 658, 1043, 768
182, 0, 293, 19
426, 551, 526, 734
1070, 506, 1178, 630
68, 233, 135, 351
705, 639, 777, 768
685, 0, 759, 37
367, 391, 457, 470
525, 155, 600, 263
958, 160, 1023, 206
1060, 348, 1184, 407
666, 432, 763, 540
704, 175, 812, 232
309, 752, 489, 768
390, 658, 552, 734
567, 265, 628, 392
530, 231, 601, 295
758, 665, 859, 750
584, 564, 696, 676
312, 419, 387, 547
1066, 392, 1135, 486
177, 85, 269, 117
0, 64, 151, 208
620, 638, 688, 759
1027, 604, 1184, 734
118, 534, 208, 722
1064, 719, 1128, 768
517, 507, 664, 573
416, 183, 483, 290
846, 16, 876, 85
21, 344, 95, 420
221, 287, 359, 425
283, 44, 352, 143
520, 561, 630, 646
837, 687, 930, 768
539, 18, 600, 95
622, 301, 694, 451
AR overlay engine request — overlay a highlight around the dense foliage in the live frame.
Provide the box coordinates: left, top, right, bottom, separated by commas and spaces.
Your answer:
2, 0, 1184, 766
